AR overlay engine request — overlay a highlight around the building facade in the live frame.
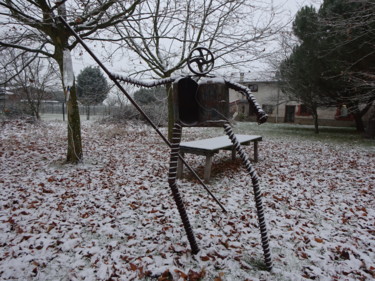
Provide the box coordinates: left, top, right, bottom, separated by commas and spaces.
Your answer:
229, 80, 368, 127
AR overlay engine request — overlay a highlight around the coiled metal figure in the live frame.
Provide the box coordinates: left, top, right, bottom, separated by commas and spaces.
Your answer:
223, 123, 272, 270
58, 22, 274, 270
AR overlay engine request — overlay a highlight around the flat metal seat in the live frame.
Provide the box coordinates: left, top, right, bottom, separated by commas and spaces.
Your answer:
177, 134, 262, 182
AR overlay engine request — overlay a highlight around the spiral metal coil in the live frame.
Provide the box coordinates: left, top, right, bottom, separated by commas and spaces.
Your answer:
225, 80, 268, 124
223, 123, 272, 271
168, 123, 200, 254
112, 74, 175, 88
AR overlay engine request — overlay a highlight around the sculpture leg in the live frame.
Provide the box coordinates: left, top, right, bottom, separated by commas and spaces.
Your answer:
223, 123, 272, 271
168, 123, 200, 254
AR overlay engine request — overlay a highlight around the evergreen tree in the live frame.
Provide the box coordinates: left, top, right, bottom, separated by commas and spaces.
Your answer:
76, 66, 109, 120
133, 87, 166, 105
280, 6, 327, 133
318, 0, 375, 131
77, 67, 109, 106
279, 0, 375, 132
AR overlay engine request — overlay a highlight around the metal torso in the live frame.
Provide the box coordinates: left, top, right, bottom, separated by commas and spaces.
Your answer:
173, 77, 230, 127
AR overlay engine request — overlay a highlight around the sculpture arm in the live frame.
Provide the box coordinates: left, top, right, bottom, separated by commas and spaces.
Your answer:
225, 80, 268, 124
112, 73, 176, 88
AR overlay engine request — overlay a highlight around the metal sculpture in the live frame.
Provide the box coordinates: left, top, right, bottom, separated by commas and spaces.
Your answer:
187, 47, 215, 75
59, 17, 272, 271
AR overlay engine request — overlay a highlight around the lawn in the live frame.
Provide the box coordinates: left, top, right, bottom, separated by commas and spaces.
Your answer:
1, 119, 374, 280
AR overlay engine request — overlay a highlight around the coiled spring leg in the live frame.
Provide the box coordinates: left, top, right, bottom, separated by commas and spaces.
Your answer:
223, 123, 272, 271
168, 123, 200, 254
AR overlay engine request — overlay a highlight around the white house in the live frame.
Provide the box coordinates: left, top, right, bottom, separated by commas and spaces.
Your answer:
229, 77, 365, 127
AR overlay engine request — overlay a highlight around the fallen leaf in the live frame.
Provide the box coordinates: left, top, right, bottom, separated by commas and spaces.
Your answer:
188, 269, 206, 281
174, 269, 188, 279
200, 256, 210, 261
314, 237, 324, 243
129, 263, 137, 271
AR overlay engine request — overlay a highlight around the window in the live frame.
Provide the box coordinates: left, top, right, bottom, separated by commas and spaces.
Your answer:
335, 104, 353, 120
247, 84, 258, 92
297, 104, 311, 116
262, 104, 274, 114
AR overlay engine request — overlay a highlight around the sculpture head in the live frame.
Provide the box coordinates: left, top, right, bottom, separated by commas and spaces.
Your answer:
173, 47, 230, 127
187, 47, 215, 76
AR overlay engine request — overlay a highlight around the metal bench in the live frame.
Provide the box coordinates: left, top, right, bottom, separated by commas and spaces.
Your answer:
177, 134, 262, 182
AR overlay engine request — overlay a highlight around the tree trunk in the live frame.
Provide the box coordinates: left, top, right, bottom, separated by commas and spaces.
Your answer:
166, 83, 174, 141
353, 111, 365, 132
35, 101, 41, 120
364, 109, 375, 139
312, 108, 319, 134
55, 2, 83, 164
62, 102, 65, 121
348, 102, 373, 133
86, 105, 90, 121
66, 82, 83, 163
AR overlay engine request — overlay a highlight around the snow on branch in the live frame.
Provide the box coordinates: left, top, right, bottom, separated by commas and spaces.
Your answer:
112, 73, 175, 88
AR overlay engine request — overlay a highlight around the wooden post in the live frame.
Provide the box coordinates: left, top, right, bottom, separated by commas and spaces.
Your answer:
177, 152, 184, 179
254, 141, 259, 163
204, 154, 213, 182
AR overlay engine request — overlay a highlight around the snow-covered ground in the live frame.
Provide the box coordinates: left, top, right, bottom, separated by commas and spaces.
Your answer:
1, 120, 374, 280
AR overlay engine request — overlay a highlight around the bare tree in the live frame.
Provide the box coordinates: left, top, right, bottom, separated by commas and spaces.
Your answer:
0, 0, 141, 163
109, 0, 287, 137
320, 1, 374, 90
318, 0, 375, 130
2, 50, 60, 119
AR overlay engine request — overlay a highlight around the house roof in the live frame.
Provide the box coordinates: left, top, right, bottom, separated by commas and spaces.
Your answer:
223, 71, 279, 83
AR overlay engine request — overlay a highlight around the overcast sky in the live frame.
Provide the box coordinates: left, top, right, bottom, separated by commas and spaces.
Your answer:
282, 0, 322, 14
72, 0, 323, 76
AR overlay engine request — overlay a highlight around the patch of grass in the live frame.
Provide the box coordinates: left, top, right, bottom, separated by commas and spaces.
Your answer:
242, 256, 270, 271
230, 122, 374, 148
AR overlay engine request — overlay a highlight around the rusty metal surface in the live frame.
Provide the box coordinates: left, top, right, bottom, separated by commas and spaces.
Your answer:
173, 77, 230, 127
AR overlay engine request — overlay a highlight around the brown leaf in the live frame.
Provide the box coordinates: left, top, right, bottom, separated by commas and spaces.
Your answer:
46, 223, 56, 233
47, 176, 56, 182
42, 188, 54, 194
32, 267, 38, 276
16, 226, 24, 234
200, 256, 210, 261
214, 272, 225, 281
81, 213, 90, 219
120, 255, 131, 262
158, 269, 173, 281
188, 269, 206, 281
21, 235, 32, 242
219, 240, 229, 249
137, 266, 145, 279
339, 249, 350, 260
129, 203, 138, 210
314, 237, 324, 243
174, 269, 188, 279
272, 195, 284, 201
129, 263, 137, 271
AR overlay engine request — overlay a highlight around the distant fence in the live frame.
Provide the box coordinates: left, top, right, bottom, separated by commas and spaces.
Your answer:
1, 100, 116, 117
2, 100, 167, 125
40, 103, 114, 117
